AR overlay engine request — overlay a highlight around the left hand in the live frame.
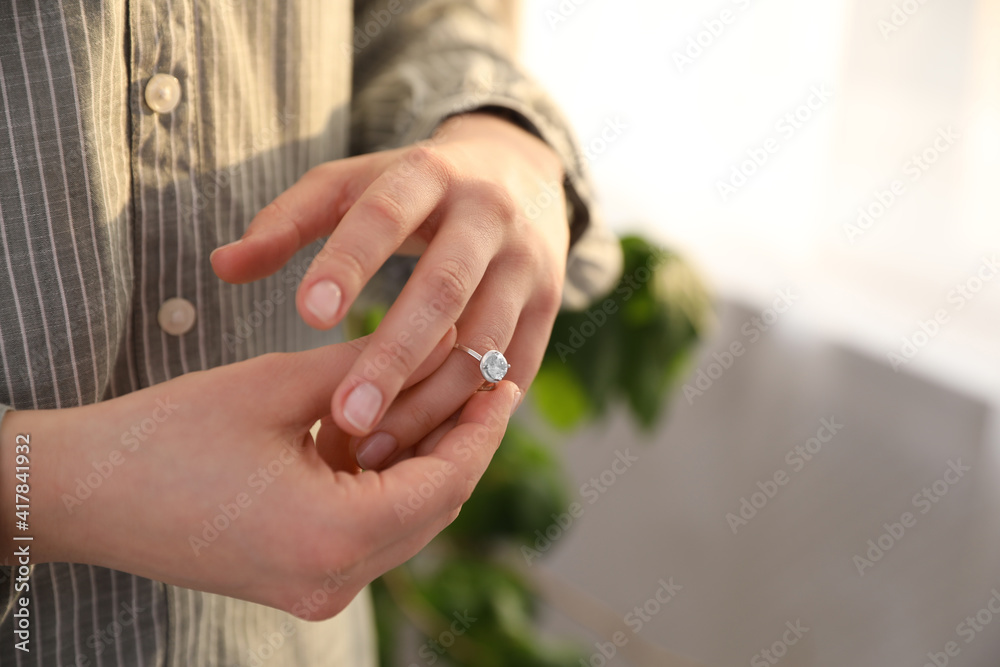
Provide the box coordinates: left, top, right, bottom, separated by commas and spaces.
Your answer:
211, 112, 569, 469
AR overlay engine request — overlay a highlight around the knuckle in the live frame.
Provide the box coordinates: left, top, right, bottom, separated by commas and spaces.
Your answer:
259, 199, 304, 243
402, 144, 454, 189
503, 236, 538, 272
345, 336, 369, 355
360, 189, 410, 231
379, 334, 421, 379
319, 240, 369, 283
472, 181, 518, 227
311, 163, 360, 219
405, 401, 439, 437
426, 258, 474, 315
535, 276, 563, 313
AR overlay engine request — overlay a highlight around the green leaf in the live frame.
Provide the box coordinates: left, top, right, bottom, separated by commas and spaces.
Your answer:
539, 234, 710, 431
444, 423, 570, 546
529, 363, 591, 430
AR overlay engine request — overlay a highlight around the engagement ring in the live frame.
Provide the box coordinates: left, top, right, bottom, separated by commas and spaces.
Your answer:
454, 343, 509, 390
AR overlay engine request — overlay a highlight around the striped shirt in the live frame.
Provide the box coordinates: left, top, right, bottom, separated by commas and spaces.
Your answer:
0, 0, 619, 664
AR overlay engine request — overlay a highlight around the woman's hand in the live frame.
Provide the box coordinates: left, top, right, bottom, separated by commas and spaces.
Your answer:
210, 113, 569, 469
3, 334, 519, 620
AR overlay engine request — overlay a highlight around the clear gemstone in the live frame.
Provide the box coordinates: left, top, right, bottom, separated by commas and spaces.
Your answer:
480, 350, 509, 382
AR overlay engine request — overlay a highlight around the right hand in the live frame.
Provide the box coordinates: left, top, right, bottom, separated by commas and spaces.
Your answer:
4, 333, 519, 620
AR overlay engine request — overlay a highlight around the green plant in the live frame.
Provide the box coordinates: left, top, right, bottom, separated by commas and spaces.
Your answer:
360, 235, 710, 667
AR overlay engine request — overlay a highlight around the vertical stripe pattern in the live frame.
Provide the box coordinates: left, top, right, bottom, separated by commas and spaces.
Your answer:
0, 0, 613, 663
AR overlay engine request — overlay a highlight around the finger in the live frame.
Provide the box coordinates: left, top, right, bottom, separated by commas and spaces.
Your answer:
363, 381, 518, 538
314, 412, 463, 567
278, 325, 456, 430
413, 410, 461, 457
329, 210, 503, 437
350, 274, 529, 469
348, 383, 519, 581
361, 408, 462, 469
495, 288, 561, 391
369, 409, 459, 469
400, 324, 458, 391
295, 145, 456, 330
209, 153, 389, 284
306, 383, 515, 599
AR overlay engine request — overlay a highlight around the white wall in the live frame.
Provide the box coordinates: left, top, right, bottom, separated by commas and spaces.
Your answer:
520, 0, 1000, 402
517, 2, 1000, 664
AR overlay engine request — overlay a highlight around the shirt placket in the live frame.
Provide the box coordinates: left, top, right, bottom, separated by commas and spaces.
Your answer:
128, 0, 213, 387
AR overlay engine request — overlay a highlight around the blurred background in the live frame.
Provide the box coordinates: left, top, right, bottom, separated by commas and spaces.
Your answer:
376, 1, 1000, 665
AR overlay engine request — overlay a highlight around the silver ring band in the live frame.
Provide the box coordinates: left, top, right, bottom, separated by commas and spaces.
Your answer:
454, 343, 510, 390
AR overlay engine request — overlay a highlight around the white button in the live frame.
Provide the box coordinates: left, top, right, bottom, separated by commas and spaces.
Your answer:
157, 298, 197, 336
144, 73, 182, 113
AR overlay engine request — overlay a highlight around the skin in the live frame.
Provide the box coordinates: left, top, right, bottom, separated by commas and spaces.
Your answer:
0, 334, 520, 619
0, 113, 566, 616
210, 112, 570, 470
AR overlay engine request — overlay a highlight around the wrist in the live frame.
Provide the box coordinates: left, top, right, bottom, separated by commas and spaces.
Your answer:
438, 111, 566, 185
0, 411, 12, 555
0, 410, 56, 565
0, 404, 108, 566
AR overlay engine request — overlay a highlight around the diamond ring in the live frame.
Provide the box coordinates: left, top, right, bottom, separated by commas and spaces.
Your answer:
454, 343, 510, 390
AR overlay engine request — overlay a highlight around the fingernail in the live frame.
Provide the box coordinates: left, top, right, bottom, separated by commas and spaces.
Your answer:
305, 280, 342, 325
510, 389, 523, 416
343, 382, 382, 432
209, 238, 242, 261
356, 432, 398, 470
